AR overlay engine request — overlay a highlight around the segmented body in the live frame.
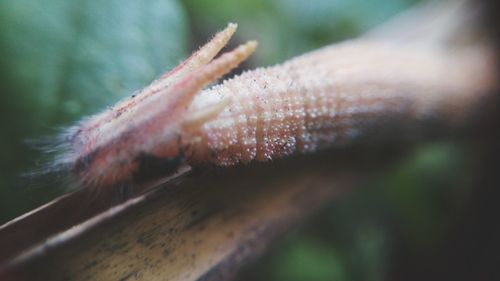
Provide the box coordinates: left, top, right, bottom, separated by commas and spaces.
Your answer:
56, 24, 494, 189
184, 41, 493, 166
57, 24, 257, 188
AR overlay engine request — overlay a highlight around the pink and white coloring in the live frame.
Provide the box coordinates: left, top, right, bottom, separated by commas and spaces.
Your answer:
53, 23, 494, 191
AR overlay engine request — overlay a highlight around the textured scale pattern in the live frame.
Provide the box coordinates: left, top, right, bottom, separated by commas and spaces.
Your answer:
52, 23, 494, 189
55, 24, 258, 188
185, 41, 494, 166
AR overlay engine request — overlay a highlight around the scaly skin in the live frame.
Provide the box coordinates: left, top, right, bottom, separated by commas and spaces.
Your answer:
56, 23, 494, 190
57, 24, 256, 188
184, 41, 494, 165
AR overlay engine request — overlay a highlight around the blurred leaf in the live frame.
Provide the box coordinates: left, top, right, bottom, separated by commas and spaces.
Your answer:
381, 143, 470, 249
185, 0, 419, 65
0, 0, 188, 222
273, 238, 347, 281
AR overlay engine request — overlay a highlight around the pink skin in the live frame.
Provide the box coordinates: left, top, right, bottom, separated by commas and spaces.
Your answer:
62, 25, 256, 189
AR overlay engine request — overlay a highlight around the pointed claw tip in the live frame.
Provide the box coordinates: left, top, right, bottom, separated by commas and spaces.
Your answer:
222, 23, 237, 39
237, 40, 258, 58
245, 40, 258, 51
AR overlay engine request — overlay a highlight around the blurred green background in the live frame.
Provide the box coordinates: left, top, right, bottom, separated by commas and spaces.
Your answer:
1, 0, 495, 280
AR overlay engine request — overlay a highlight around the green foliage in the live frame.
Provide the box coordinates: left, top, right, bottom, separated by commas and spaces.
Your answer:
241, 142, 472, 281
381, 143, 470, 248
2, 1, 477, 280
185, 0, 419, 64
272, 238, 347, 281
0, 0, 187, 222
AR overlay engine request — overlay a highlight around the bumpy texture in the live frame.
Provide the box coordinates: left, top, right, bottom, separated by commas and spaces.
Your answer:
56, 24, 257, 188
55, 23, 494, 189
185, 41, 494, 165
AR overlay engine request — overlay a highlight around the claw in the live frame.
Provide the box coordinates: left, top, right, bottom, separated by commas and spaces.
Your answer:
182, 94, 232, 133
79, 23, 239, 139
146, 40, 258, 135
168, 40, 258, 109
152, 23, 239, 91
64, 25, 257, 188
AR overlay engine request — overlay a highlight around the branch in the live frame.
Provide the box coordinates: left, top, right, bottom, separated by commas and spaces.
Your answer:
0, 1, 497, 280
